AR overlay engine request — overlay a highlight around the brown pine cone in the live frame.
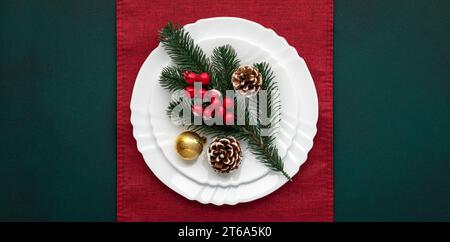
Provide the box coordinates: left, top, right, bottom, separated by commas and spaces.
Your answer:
207, 136, 242, 173
231, 66, 262, 97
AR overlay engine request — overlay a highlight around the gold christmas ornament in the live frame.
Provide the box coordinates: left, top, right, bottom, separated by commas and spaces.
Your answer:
207, 136, 242, 173
231, 66, 262, 97
175, 131, 206, 160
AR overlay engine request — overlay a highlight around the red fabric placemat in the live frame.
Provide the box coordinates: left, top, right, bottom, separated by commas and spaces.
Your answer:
117, 0, 333, 221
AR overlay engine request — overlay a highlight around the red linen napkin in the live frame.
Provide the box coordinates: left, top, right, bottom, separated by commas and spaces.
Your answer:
117, 0, 333, 221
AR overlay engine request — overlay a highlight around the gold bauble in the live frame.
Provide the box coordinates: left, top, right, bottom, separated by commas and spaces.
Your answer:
175, 131, 206, 160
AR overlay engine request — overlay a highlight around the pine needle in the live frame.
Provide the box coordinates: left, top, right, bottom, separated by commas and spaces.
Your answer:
210, 45, 240, 93
159, 22, 211, 74
159, 66, 187, 92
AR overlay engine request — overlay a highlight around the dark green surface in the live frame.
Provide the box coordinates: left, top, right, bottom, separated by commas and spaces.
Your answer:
0, 1, 449, 221
0, 1, 116, 221
334, 0, 450, 221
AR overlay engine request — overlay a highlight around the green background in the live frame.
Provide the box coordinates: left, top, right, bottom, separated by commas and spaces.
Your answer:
0, 1, 449, 221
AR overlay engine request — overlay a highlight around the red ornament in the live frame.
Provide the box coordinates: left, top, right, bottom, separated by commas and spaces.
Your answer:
184, 87, 207, 98
192, 104, 203, 116
183, 71, 198, 85
224, 112, 234, 125
215, 106, 225, 119
208, 89, 222, 103
184, 86, 195, 98
202, 108, 213, 120
223, 97, 234, 110
198, 72, 210, 85
199, 88, 207, 99
210, 98, 221, 107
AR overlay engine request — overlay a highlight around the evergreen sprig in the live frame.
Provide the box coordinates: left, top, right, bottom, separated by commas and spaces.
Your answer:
210, 44, 240, 93
159, 22, 291, 181
159, 22, 211, 74
165, 64, 290, 180
159, 66, 187, 92
253, 62, 281, 136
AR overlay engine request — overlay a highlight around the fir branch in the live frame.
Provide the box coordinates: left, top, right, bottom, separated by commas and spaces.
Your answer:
159, 22, 211, 74
166, 98, 195, 126
166, 99, 181, 117
159, 24, 290, 180
236, 63, 289, 180
189, 124, 237, 138
159, 66, 187, 92
253, 62, 280, 124
237, 126, 291, 181
210, 45, 240, 93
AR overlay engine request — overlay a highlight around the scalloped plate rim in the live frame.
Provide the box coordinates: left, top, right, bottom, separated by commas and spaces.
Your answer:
130, 17, 318, 205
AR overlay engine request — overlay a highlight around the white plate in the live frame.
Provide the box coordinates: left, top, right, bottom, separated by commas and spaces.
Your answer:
149, 38, 298, 187
131, 17, 318, 205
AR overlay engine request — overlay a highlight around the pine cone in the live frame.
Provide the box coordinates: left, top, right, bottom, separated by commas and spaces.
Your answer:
231, 66, 262, 96
207, 136, 242, 173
